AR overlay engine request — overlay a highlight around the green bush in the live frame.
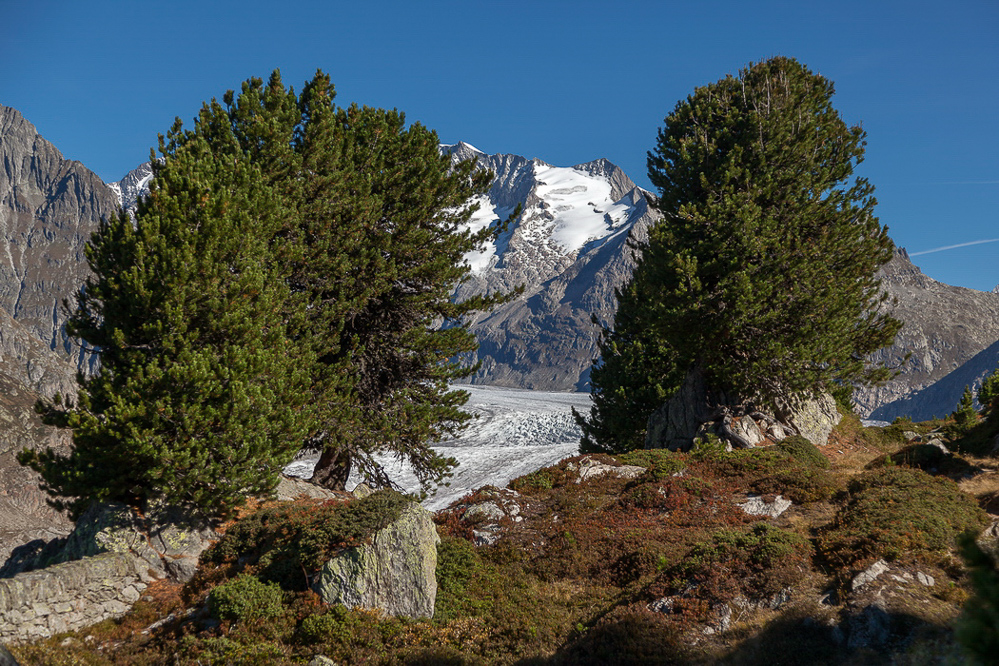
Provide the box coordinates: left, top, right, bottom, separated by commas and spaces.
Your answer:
774, 435, 830, 470
701, 446, 840, 504
435, 536, 498, 622
818, 467, 987, 572
298, 604, 354, 645
207, 574, 284, 623
617, 449, 686, 481
179, 636, 286, 665
956, 533, 999, 665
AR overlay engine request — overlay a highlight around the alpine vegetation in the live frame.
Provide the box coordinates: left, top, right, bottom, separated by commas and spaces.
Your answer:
579, 57, 902, 453
20, 70, 508, 519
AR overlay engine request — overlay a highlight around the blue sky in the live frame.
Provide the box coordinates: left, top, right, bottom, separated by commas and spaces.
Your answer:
2, 0, 996, 291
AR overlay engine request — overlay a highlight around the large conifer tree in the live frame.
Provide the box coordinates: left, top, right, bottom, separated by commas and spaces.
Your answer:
580, 57, 901, 453
23, 71, 502, 515
21, 114, 311, 518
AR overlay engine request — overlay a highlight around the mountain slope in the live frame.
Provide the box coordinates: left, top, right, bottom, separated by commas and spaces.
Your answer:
447, 143, 660, 391
0, 106, 118, 375
854, 249, 999, 417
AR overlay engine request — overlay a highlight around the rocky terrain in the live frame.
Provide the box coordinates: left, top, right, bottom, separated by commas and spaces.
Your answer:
0, 106, 118, 377
5, 410, 999, 664
854, 249, 999, 418
446, 142, 659, 391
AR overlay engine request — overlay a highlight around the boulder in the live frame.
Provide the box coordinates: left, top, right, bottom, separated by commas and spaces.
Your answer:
275, 475, 342, 502
312, 502, 440, 619
778, 392, 841, 447
57, 502, 217, 583
851, 559, 890, 592
568, 456, 646, 483
739, 494, 792, 518
729, 415, 765, 447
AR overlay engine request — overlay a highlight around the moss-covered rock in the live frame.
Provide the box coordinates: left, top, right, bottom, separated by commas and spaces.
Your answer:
312, 501, 440, 619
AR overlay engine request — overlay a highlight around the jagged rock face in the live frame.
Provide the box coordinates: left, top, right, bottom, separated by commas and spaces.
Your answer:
854, 249, 999, 418
447, 143, 660, 391
0, 372, 72, 568
107, 161, 153, 214
871, 336, 999, 422
0, 106, 118, 375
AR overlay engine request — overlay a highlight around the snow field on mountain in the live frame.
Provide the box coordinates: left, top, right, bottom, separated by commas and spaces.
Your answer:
284, 385, 592, 510
461, 194, 516, 273
530, 164, 636, 253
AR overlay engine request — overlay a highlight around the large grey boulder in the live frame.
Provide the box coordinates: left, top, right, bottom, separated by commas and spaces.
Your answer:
312, 502, 440, 619
776, 392, 841, 447
56, 501, 217, 583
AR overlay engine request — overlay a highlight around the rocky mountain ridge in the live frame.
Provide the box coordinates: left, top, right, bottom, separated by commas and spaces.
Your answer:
446, 142, 659, 390
853, 249, 999, 418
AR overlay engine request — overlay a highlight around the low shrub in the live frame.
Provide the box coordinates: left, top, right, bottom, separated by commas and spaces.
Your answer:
197, 489, 410, 590
817, 467, 988, 572
700, 446, 840, 504
657, 522, 812, 605
774, 435, 830, 470
178, 636, 286, 665
617, 449, 687, 481
207, 573, 284, 622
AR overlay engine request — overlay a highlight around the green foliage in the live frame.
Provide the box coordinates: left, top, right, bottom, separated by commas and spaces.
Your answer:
952, 385, 979, 434
298, 604, 356, 645
23, 70, 508, 516
21, 117, 311, 519
579, 56, 900, 453
198, 490, 409, 590
956, 533, 999, 665
774, 435, 831, 470
179, 636, 286, 665
979, 368, 999, 413
690, 433, 729, 461
818, 467, 987, 572
207, 574, 285, 623
434, 536, 499, 622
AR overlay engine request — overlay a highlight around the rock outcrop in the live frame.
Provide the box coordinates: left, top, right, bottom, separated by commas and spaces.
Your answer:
312, 502, 440, 619
0, 372, 73, 568
0, 106, 119, 374
447, 144, 660, 391
855, 249, 999, 418
643, 368, 840, 450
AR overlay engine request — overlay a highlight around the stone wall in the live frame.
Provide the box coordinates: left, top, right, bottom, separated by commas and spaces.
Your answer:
0, 552, 146, 641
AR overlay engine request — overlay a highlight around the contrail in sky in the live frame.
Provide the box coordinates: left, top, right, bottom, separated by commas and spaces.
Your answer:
910, 238, 999, 256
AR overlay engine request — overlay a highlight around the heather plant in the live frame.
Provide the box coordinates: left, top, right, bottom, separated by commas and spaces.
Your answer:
657, 522, 813, 605
817, 467, 987, 573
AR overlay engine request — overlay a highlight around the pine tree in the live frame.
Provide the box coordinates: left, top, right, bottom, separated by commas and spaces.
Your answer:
953, 385, 979, 432
216, 73, 502, 492
20, 115, 310, 519
579, 57, 901, 452
978, 368, 999, 414
23, 70, 506, 515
